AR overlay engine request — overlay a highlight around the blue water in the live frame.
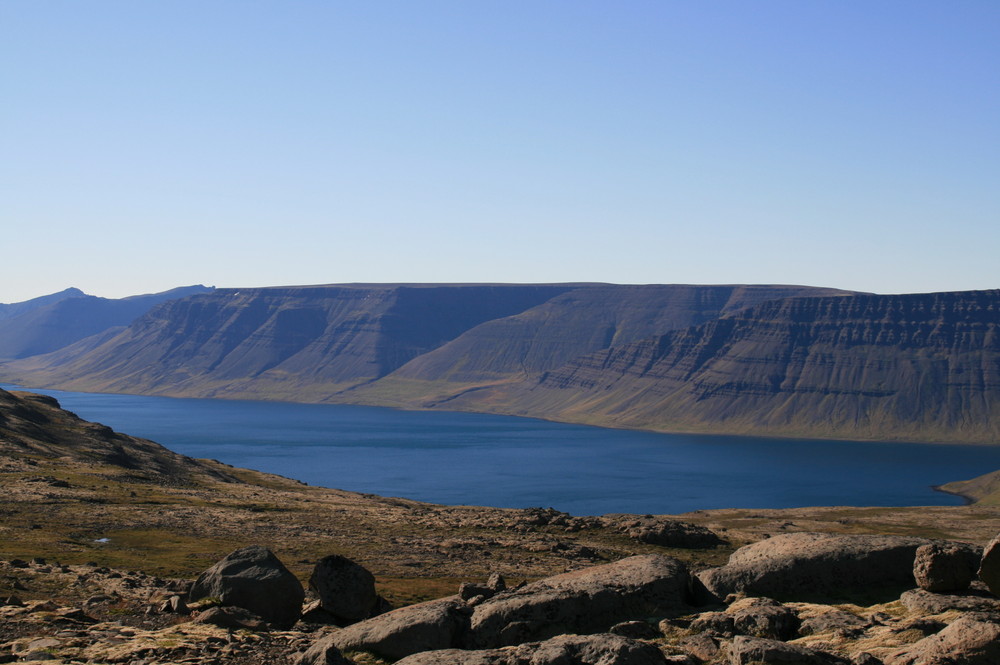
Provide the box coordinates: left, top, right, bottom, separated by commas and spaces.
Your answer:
5, 384, 998, 516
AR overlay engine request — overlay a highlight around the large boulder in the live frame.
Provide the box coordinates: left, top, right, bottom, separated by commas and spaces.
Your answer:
697, 533, 929, 603
884, 612, 1000, 665
394, 633, 669, 665
468, 554, 690, 648
913, 542, 981, 592
309, 554, 380, 625
977, 533, 1000, 596
329, 596, 472, 661
188, 545, 304, 629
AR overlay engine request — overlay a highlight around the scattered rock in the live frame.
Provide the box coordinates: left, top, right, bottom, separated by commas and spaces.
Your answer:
487, 572, 506, 592
158, 594, 189, 615
309, 554, 381, 625
912, 542, 981, 592
698, 533, 930, 603
188, 545, 304, 629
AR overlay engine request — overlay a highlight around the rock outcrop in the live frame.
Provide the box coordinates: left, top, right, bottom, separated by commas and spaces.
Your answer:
188, 545, 304, 629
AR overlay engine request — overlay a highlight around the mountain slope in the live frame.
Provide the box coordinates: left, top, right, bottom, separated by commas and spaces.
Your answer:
0, 285, 213, 359
449, 290, 1000, 442
0, 284, 576, 400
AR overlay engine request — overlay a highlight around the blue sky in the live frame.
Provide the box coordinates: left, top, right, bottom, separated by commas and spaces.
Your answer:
3, 1, 998, 303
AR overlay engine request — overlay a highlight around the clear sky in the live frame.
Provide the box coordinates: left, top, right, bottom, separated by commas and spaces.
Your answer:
2, 1, 998, 303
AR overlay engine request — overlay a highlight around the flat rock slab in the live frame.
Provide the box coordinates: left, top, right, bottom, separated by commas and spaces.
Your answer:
395, 633, 669, 665
698, 533, 930, 603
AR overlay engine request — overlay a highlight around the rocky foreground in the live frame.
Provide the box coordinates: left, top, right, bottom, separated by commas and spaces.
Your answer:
6, 532, 1000, 664
5, 387, 1000, 664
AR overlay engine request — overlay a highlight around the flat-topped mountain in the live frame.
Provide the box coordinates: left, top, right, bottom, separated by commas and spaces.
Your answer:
1, 283, 997, 442
455, 289, 1000, 442
0, 283, 841, 402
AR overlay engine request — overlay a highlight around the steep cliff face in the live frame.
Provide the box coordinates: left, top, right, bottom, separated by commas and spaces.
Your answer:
380, 284, 851, 384
470, 290, 1000, 442
2, 284, 574, 399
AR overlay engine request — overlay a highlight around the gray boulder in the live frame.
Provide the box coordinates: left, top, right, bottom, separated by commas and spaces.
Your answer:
468, 554, 690, 648
395, 633, 668, 665
698, 533, 929, 603
728, 635, 850, 665
977, 533, 1000, 596
188, 545, 304, 629
884, 612, 1000, 665
912, 542, 981, 592
330, 596, 472, 661
309, 554, 380, 625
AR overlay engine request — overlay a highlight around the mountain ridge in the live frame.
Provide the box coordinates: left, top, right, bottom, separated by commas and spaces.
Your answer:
1, 283, 997, 443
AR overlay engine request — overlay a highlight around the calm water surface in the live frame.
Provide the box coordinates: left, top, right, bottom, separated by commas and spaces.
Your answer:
6, 384, 998, 515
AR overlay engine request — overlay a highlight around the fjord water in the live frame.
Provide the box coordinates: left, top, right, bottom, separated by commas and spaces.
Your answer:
7, 384, 999, 516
